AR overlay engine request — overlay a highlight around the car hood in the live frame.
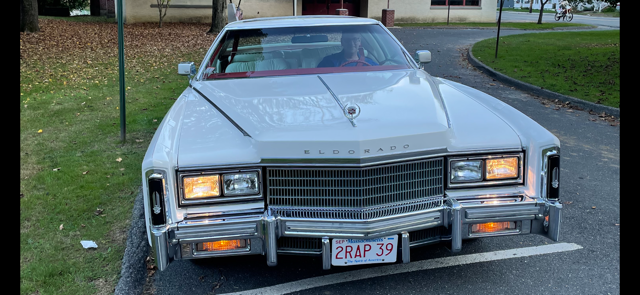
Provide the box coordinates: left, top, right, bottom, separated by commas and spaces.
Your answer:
177, 70, 521, 167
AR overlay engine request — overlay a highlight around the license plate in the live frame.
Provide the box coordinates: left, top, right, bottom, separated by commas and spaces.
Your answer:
331, 235, 398, 266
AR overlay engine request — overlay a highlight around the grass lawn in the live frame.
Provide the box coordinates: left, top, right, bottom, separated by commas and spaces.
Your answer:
472, 30, 619, 108
395, 22, 594, 30
20, 17, 214, 294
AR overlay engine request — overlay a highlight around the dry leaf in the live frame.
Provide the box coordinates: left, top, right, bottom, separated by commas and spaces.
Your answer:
153, 119, 157, 122
81, 224, 86, 227
120, 168, 125, 171
59, 224, 64, 230
52, 167, 61, 171
38, 129, 43, 133
136, 139, 143, 142
116, 157, 122, 162
489, 83, 496, 86
592, 206, 596, 209
94, 208, 104, 216
82, 171, 89, 175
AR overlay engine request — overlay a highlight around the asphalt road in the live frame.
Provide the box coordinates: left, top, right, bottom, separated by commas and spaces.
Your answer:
497, 10, 620, 28
145, 27, 620, 295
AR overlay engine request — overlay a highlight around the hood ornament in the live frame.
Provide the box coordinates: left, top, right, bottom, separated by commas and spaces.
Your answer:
344, 104, 361, 122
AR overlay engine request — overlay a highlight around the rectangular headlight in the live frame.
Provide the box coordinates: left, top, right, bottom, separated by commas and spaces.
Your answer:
223, 172, 259, 196
184, 175, 221, 199
450, 160, 483, 183
486, 157, 519, 180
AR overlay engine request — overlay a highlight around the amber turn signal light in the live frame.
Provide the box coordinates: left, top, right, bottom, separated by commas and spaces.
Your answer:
197, 239, 248, 252
471, 222, 516, 234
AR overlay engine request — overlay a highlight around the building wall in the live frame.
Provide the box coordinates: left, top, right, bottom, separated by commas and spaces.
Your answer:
366, 0, 497, 23
124, 0, 302, 24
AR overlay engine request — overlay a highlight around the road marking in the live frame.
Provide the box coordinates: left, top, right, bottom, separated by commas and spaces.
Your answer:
220, 242, 582, 295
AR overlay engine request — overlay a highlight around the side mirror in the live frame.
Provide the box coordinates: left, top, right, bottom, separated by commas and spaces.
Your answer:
414, 50, 431, 69
178, 62, 196, 77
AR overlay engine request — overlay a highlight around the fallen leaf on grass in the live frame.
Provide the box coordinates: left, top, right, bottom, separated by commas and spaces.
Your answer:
59, 224, 64, 230
38, 129, 43, 133
116, 157, 122, 162
94, 208, 104, 216
52, 167, 61, 171
136, 139, 143, 142
82, 171, 89, 175
81, 224, 86, 227
153, 119, 157, 122
120, 168, 125, 171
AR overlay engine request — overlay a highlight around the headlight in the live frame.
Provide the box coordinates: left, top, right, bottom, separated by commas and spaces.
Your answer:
223, 172, 259, 196
450, 160, 483, 182
448, 153, 523, 188
184, 175, 221, 199
486, 157, 519, 180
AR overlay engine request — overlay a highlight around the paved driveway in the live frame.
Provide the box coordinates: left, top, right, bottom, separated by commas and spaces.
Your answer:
146, 27, 620, 295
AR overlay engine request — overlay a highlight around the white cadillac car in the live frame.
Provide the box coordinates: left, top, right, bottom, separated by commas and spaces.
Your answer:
142, 16, 562, 271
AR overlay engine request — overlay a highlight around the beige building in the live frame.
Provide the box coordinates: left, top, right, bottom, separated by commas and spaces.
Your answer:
123, 0, 497, 24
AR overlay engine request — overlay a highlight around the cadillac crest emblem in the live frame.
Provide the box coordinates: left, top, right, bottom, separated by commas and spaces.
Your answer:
343, 104, 361, 120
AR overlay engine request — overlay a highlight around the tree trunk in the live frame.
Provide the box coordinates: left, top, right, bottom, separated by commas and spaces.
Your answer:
21, 0, 39, 33
537, 0, 548, 24
529, 0, 533, 13
208, 0, 227, 34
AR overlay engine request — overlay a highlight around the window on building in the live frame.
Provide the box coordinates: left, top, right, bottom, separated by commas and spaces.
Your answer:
431, 0, 481, 6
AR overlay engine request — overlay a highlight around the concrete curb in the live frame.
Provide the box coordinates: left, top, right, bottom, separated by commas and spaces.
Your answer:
466, 46, 619, 118
114, 188, 149, 295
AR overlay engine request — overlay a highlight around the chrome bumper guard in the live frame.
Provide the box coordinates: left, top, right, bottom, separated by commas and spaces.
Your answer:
152, 195, 562, 271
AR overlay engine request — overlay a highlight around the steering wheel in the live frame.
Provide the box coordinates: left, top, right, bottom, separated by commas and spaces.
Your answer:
339, 60, 372, 67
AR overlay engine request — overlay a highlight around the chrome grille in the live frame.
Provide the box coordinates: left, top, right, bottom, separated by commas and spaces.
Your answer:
409, 227, 443, 244
267, 158, 444, 219
277, 237, 322, 252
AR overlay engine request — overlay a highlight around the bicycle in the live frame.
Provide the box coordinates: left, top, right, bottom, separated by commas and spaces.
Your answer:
555, 7, 574, 22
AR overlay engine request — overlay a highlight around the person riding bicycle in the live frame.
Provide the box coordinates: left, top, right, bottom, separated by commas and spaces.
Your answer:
558, 0, 571, 16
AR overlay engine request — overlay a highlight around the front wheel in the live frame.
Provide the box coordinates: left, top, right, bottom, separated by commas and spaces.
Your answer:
554, 12, 562, 21
566, 12, 574, 22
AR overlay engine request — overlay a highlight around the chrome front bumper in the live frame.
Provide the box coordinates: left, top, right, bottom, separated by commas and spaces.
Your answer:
151, 195, 562, 271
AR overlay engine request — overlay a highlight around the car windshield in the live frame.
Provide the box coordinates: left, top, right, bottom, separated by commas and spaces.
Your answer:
202, 24, 413, 80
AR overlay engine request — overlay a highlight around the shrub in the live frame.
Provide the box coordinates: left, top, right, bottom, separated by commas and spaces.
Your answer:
601, 6, 616, 13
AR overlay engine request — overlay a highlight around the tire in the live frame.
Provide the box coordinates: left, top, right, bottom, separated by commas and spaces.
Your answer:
566, 12, 574, 22
554, 13, 561, 21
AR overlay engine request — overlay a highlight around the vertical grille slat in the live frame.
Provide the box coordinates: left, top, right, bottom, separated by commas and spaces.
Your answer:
267, 158, 444, 220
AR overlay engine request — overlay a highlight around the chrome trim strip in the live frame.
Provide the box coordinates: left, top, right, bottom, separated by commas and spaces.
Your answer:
401, 231, 410, 263
468, 229, 521, 238
465, 206, 541, 219
448, 199, 462, 252
322, 237, 331, 270
317, 75, 356, 127
265, 214, 278, 266
190, 85, 252, 137
176, 148, 523, 170
282, 211, 442, 238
